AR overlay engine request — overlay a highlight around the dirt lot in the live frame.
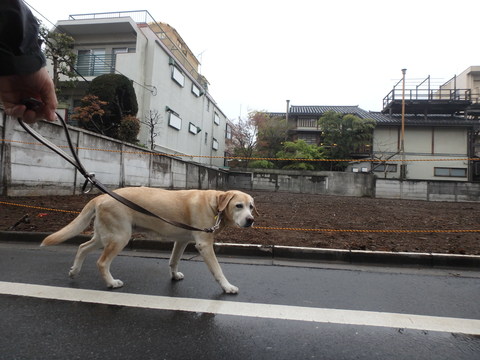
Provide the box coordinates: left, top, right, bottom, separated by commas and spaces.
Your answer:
1, 191, 480, 255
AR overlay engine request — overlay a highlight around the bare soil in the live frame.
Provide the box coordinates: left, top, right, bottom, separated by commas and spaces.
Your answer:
1, 191, 480, 255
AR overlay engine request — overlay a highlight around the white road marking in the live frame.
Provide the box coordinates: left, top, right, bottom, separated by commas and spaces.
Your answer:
0, 281, 479, 335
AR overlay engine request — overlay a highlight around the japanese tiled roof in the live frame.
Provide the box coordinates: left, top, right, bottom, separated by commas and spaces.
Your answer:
290, 105, 369, 116
373, 113, 479, 127
267, 105, 478, 127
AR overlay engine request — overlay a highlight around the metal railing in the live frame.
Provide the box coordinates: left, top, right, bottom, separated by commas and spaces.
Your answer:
69, 10, 152, 23
69, 10, 207, 88
76, 54, 116, 77
383, 88, 472, 109
297, 118, 318, 128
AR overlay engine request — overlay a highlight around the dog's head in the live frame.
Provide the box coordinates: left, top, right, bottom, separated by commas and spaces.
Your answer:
217, 191, 258, 228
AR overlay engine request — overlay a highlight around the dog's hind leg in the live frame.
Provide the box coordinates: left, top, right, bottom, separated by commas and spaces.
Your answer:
69, 235, 102, 278
96, 235, 129, 288
169, 241, 188, 281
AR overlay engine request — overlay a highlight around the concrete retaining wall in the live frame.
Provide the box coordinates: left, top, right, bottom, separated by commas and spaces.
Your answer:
0, 116, 228, 196
376, 179, 480, 202
228, 169, 375, 197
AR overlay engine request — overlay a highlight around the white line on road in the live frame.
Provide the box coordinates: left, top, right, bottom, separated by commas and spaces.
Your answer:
0, 281, 479, 335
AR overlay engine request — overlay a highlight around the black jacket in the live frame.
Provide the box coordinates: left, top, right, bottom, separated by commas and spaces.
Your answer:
0, 0, 46, 76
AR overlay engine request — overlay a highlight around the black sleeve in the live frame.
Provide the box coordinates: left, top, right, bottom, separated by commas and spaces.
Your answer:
0, 0, 46, 76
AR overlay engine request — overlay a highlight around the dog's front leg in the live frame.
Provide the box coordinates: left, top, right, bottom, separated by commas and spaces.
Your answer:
195, 235, 238, 294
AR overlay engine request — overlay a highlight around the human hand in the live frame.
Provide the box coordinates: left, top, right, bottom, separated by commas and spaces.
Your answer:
0, 67, 58, 123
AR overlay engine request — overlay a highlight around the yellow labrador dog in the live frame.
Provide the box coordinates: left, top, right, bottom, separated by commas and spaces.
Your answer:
41, 187, 257, 294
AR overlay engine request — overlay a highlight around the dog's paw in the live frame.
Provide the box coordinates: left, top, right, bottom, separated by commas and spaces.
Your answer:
223, 284, 239, 294
69, 268, 79, 278
171, 272, 184, 281
108, 279, 124, 289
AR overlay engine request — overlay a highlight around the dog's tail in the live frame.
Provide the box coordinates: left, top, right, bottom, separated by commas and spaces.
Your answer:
41, 198, 97, 246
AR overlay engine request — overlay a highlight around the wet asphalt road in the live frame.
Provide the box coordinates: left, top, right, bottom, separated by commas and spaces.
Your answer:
0, 241, 479, 360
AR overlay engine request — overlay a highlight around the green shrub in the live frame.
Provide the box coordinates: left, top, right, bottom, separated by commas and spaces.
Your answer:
248, 160, 274, 169
86, 74, 138, 139
118, 115, 140, 144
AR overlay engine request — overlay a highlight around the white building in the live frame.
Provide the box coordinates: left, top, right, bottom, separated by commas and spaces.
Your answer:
51, 11, 228, 168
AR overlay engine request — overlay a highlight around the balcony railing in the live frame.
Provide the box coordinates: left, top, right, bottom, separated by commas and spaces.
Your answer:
76, 54, 116, 77
383, 88, 472, 109
297, 118, 318, 128
69, 10, 208, 88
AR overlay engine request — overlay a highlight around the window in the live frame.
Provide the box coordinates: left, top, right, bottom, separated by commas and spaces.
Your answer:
77, 50, 91, 75
172, 66, 185, 87
189, 122, 200, 135
226, 123, 232, 139
373, 163, 398, 173
192, 84, 201, 97
168, 112, 182, 130
298, 133, 317, 145
77, 49, 111, 76
297, 118, 317, 128
214, 112, 220, 125
212, 138, 219, 151
434, 167, 467, 177
112, 47, 135, 55
352, 167, 369, 173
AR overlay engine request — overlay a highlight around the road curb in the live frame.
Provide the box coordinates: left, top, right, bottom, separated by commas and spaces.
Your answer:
1, 231, 479, 269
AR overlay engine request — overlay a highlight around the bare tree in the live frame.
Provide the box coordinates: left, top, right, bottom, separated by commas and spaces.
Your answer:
141, 110, 162, 150
227, 117, 258, 168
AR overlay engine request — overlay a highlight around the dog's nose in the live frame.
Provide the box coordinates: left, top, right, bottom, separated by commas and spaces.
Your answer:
245, 216, 254, 227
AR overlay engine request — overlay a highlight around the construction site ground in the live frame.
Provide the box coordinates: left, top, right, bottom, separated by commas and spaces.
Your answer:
1, 191, 479, 255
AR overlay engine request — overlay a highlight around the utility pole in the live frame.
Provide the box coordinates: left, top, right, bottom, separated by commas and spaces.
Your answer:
286, 99, 290, 123
401, 68, 407, 179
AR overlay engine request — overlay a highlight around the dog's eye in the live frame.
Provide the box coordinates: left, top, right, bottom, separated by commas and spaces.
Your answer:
250, 204, 254, 210
236, 204, 244, 209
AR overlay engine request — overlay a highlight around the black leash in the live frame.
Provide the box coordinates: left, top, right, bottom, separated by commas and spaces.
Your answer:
17, 99, 221, 233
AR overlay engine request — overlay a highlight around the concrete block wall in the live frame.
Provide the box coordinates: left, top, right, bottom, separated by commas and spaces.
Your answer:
375, 179, 428, 201
123, 151, 150, 187
228, 169, 374, 197
0, 116, 227, 196
150, 155, 172, 188
376, 179, 480, 202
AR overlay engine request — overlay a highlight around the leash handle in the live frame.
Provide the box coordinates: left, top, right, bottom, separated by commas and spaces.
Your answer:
17, 103, 220, 233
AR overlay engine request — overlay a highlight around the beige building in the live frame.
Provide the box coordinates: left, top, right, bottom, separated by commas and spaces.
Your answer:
372, 114, 477, 181
148, 22, 209, 90
376, 66, 480, 181
439, 66, 480, 117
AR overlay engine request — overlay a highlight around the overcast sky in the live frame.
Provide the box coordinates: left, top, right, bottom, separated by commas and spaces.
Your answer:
25, 0, 479, 120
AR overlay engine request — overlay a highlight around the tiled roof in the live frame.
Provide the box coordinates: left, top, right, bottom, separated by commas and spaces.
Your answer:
290, 105, 367, 116
374, 113, 479, 127
266, 105, 478, 127
288, 105, 389, 121
267, 112, 286, 118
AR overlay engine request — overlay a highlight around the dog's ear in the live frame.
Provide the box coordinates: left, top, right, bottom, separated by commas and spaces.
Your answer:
217, 191, 236, 212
